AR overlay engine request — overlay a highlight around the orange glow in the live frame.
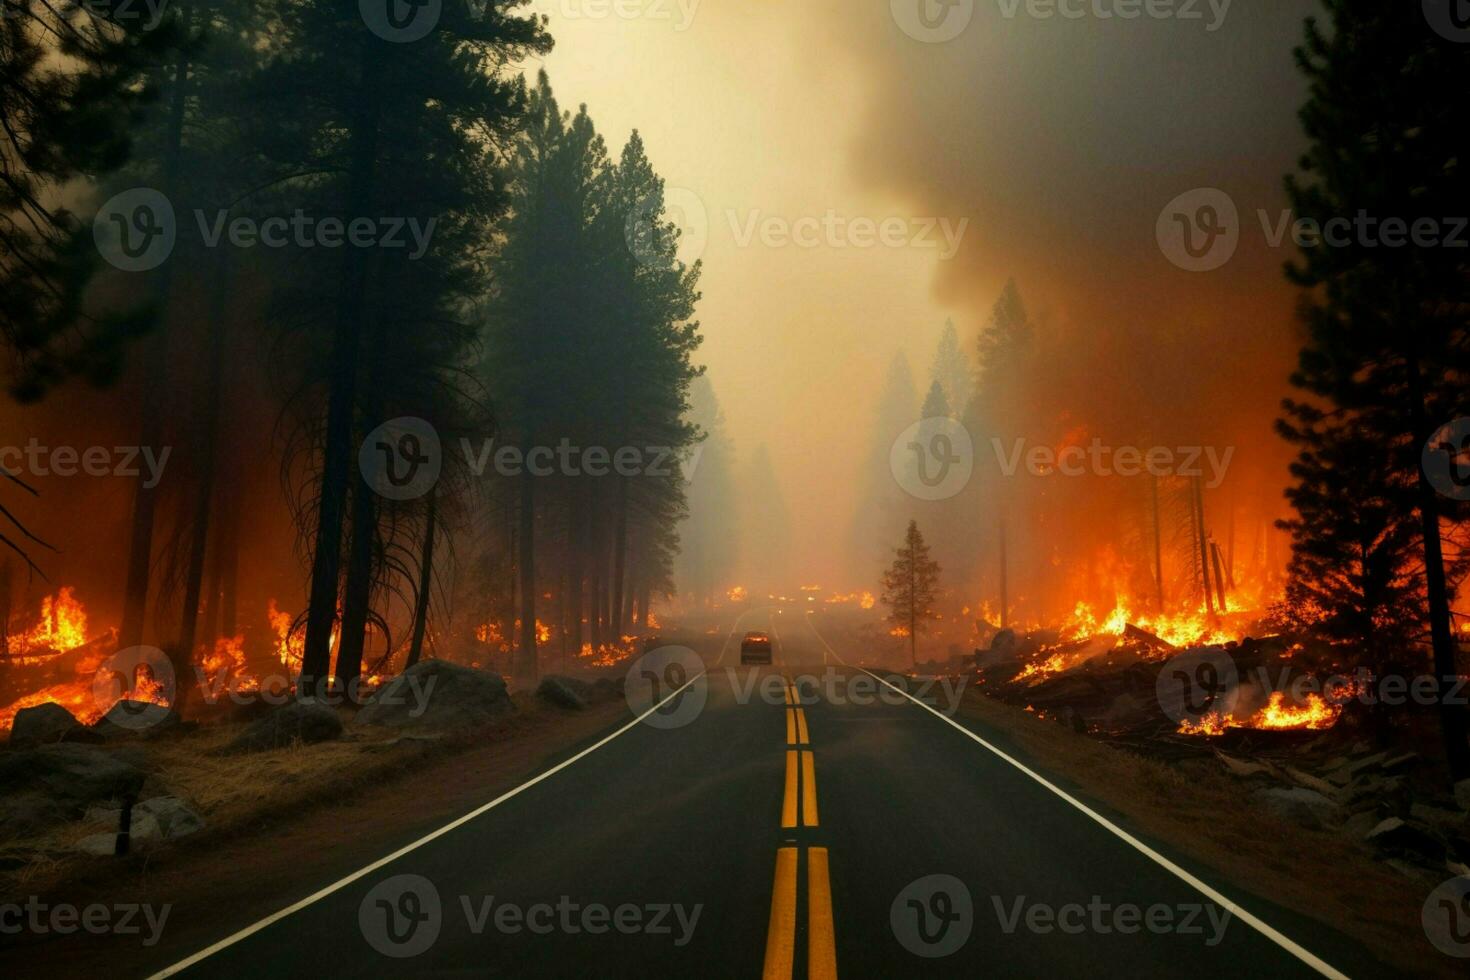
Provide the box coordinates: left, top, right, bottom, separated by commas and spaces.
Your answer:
1176, 692, 1341, 736
727, 586, 748, 602
13, 586, 89, 655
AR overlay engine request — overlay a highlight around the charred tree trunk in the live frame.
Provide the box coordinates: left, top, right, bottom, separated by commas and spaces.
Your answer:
334, 482, 378, 688
406, 494, 436, 669
611, 478, 628, 638
1209, 540, 1229, 613
1407, 355, 1470, 781
175, 250, 231, 699
120, 30, 193, 653
514, 473, 537, 681
1192, 476, 1215, 617
1151, 475, 1165, 610
568, 491, 584, 657
997, 507, 1009, 630
301, 39, 381, 694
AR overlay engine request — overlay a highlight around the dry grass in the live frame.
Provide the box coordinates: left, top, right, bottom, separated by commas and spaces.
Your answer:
0, 694, 563, 899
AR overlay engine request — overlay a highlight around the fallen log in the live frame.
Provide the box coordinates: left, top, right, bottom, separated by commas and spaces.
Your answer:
1123, 623, 1176, 653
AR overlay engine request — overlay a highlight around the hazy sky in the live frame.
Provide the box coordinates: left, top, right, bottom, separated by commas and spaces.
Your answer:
534, 0, 1323, 587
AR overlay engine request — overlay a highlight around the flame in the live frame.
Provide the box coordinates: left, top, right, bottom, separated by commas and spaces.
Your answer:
645, 611, 661, 629
13, 586, 89, 654
1176, 692, 1342, 736
727, 586, 747, 602
268, 598, 337, 673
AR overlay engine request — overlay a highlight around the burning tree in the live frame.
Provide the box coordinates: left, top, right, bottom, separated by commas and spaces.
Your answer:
881, 519, 942, 668
1278, 1, 1470, 775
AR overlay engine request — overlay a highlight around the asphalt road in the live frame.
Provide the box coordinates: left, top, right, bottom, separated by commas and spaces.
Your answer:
139, 606, 1384, 979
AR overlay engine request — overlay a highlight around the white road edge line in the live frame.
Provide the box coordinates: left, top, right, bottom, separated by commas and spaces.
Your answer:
804, 612, 1349, 980
149, 629, 739, 979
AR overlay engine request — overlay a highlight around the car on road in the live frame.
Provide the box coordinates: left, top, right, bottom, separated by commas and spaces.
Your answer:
740, 631, 773, 665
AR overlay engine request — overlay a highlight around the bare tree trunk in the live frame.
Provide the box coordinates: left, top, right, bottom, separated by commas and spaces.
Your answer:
120, 31, 192, 652
406, 494, 436, 669
1209, 540, 1229, 613
1151, 475, 1165, 610
1192, 476, 1215, 617
568, 492, 584, 656
301, 38, 381, 693
1407, 355, 1470, 780
175, 250, 231, 704
515, 474, 537, 681
611, 478, 628, 638
997, 507, 1009, 630
335, 482, 378, 688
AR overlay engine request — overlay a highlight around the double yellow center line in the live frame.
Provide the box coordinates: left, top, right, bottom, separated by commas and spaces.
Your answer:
764, 677, 837, 979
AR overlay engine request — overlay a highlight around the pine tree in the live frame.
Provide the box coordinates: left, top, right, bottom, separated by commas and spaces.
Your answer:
1278, 0, 1470, 776
881, 519, 941, 668
929, 318, 971, 416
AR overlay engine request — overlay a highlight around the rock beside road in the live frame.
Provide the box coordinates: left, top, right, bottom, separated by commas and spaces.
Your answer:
224, 701, 343, 753
536, 676, 591, 710
356, 660, 513, 731
0, 744, 147, 835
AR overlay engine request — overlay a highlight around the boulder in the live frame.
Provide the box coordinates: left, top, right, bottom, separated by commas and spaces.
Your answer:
355, 660, 513, 731
135, 796, 204, 839
90, 700, 180, 739
224, 701, 343, 753
1366, 817, 1446, 863
1216, 751, 1274, 779
536, 676, 591, 710
8, 703, 85, 746
985, 629, 1018, 664
1254, 786, 1341, 830
0, 743, 146, 805
1455, 778, 1470, 812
